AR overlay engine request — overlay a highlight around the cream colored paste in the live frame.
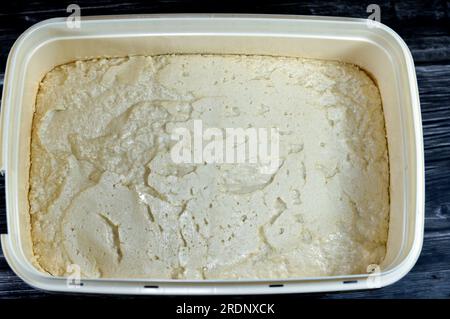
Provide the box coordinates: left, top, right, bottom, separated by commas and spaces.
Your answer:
29, 55, 389, 279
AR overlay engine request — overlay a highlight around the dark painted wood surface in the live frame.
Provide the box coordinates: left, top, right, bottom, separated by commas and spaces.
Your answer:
0, 0, 449, 299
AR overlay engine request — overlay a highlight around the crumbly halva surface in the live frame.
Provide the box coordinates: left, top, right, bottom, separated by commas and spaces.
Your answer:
29, 54, 389, 279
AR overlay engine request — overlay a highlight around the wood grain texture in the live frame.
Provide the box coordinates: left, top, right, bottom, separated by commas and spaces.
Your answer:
0, 0, 449, 299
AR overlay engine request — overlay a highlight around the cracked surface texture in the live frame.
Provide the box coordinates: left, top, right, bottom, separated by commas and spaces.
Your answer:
29, 55, 389, 279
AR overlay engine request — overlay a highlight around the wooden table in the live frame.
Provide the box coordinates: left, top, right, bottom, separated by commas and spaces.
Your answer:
0, 0, 449, 299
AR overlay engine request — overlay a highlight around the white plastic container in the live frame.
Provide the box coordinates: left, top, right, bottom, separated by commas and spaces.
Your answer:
0, 14, 424, 295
